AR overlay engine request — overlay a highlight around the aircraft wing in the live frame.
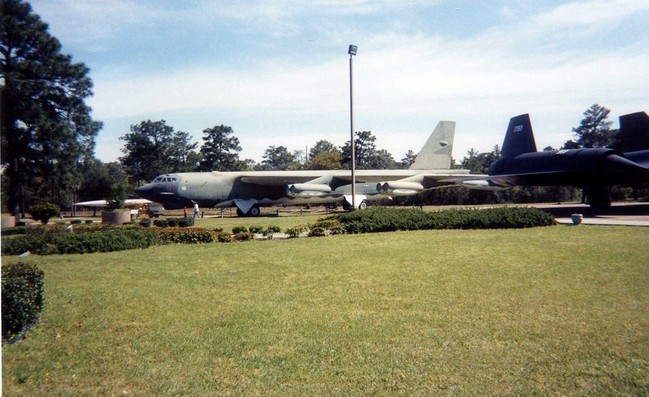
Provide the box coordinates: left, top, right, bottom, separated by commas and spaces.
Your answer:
74, 198, 153, 208
238, 170, 476, 198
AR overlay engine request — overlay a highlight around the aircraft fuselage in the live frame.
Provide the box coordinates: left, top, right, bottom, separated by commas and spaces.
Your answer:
135, 169, 460, 212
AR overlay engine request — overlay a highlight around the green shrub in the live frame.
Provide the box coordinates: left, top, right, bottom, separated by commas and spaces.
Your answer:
1, 226, 27, 236
214, 227, 224, 233
2, 227, 159, 255
249, 225, 265, 234
71, 219, 83, 225
285, 225, 307, 238
167, 218, 179, 227
154, 219, 169, 228
232, 226, 248, 234
262, 225, 281, 239
266, 225, 281, 234
155, 228, 217, 244
29, 204, 60, 224
233, 232, 255, 242
313, 219, 345, 235
177, 217, 195, 227
85, 220, 94, 224
140, 218, 152, 228
2, 263, 44, 341
216, 232, 233, 243
308, 226, 327, 237
332, 207, 556, 234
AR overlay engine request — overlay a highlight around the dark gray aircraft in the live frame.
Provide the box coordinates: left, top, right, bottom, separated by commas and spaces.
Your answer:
136, 121, 472, 216
462, 112, 649, 210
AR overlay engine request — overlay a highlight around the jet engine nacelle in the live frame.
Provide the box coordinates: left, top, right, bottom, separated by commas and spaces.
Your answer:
377, 181, 424, 197
461, 180, 509, 191
287, 183, 332, 198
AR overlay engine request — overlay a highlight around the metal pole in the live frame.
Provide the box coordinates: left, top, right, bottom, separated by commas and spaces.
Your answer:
349, 47, 356, 210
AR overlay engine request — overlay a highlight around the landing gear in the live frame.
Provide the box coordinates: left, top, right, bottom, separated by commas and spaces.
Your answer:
236, 205, 261, 217
342, 199, 367, 211
248, 206, 261, 217
584, 186, 611, 213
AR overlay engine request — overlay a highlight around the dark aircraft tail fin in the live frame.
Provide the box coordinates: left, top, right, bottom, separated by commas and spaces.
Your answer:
614, 111, 649, 152
409, 121, 455, 170
501, 114, 537, 159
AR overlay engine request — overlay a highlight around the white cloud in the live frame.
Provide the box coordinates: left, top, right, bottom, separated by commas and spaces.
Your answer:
31, 0, 647, 162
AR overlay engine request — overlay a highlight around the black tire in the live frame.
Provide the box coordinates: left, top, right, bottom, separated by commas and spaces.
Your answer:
248, 206, 261, 217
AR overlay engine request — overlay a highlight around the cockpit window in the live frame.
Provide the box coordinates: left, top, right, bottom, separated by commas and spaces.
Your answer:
152, 176, 177, 183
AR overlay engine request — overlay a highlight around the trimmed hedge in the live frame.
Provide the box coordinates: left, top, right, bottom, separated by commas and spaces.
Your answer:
332, 207, 556, 234
2, 227, 159, 255
153, 217, 194, 228
2, 263, 44, 341
155, 228, 217, 244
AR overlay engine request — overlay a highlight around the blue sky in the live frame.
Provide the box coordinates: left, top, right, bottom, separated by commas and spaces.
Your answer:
29, 0, 649, 164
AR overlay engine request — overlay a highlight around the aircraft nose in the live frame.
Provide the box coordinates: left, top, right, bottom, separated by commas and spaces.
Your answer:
136, 184, 154, 198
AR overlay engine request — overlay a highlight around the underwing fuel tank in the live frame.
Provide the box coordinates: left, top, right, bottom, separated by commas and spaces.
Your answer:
377, 181, 424, 197
286, 183, 332, 198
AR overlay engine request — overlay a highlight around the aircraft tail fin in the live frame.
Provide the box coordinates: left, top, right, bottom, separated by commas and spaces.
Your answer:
614, 111, 649, 152
501, 114, 537, 159
409, 121, 455, 170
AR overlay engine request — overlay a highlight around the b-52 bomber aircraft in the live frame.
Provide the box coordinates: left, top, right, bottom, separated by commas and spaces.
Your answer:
136, 121, 472, 216
462, 112, 649, 210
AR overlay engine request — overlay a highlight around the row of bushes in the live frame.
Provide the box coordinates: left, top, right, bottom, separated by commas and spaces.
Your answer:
0, 226, 269, 256
145, 217, 195, 228
331, 207, 556, 234
1, 207, 555, 255
2, 228, 160, 256
2, 263, 44, 341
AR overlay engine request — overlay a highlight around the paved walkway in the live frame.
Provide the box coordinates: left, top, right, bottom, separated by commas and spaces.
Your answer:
535, 202, 649, 227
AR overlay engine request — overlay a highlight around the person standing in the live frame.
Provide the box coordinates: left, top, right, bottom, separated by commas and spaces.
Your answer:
192, 201, 200, 218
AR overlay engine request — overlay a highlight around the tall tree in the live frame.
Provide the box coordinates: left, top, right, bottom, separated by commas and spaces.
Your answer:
461, 146, 501, 174
309, 140, 339, 159
261, 145, 296, 170
199, 124, 243, 171
366, 149, 398, 169
77, 159, 128, 202
307, 140, 342, 170
401, 150, 417, 168
341, 131, 379, 169
1, 0, 102, 215
169, 130, 200, 172
563, 104, 613, 149
119, 120, 197, 184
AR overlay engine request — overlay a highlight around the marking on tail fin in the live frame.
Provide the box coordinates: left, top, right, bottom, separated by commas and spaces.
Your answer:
409, 121, 456, 170
501, 114, 537, 159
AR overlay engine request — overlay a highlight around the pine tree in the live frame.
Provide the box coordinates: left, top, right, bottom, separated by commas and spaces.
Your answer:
569, 104, 613, 148
199, 125, 243, 171
1, 0, 102, 215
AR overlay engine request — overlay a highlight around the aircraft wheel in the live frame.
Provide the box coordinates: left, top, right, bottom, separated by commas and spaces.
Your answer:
342, 201, 352, 211
248, 206, 261, 217
236, 208, 245, 217
358, 200, 367, 210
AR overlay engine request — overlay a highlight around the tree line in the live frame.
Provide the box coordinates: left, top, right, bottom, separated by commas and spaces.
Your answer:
2, 0, 644, 216
119, 120, 415, 184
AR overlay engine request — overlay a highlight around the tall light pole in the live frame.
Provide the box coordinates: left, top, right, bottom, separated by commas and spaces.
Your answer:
348, 44, 358, 210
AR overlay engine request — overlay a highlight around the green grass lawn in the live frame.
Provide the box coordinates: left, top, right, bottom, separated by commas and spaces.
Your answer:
3, 226, 649, 395
193, 210, 325, 232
